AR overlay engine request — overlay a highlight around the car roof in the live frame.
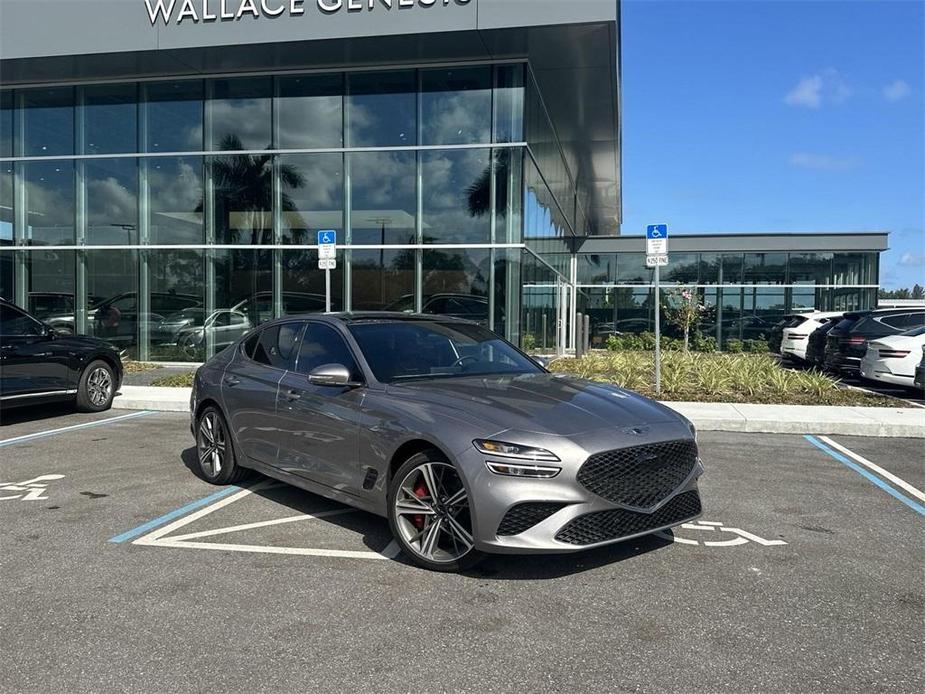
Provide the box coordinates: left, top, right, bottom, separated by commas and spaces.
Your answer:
270, 311, 473, 325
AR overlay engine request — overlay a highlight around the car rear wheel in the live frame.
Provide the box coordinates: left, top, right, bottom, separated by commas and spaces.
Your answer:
195, 406, 250, 485
76, 360, 116, 412
388, 451, 483, 572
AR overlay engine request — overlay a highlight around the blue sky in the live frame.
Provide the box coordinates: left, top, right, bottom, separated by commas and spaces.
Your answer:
621, 0, 924, 289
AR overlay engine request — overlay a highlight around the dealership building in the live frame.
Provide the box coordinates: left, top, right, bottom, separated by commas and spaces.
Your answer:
0, 0, 887, 359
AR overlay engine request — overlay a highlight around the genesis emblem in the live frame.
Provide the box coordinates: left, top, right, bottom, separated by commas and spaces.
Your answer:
623, 426, 650, 436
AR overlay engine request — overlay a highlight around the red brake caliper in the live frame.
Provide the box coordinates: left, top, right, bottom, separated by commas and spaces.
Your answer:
412, 478, 428, 529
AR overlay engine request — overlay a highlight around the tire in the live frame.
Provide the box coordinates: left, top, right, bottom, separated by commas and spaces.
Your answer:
76, 360, 116, 412
387, 449, 484, 573
195, 406, 252, 485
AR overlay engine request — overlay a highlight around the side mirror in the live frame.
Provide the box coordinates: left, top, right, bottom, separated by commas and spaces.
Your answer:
308, 363, 362, 388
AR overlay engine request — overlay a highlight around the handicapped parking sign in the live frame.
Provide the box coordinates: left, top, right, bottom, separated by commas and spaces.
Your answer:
317, 230, 336, 246
646, 224, 668, 256
646, 224, 668, 239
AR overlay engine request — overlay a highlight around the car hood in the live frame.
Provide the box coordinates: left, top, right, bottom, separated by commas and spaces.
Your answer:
384, 372, 682, 436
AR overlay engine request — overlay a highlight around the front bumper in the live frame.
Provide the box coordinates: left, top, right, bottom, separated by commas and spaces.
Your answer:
459, 425, 704, 555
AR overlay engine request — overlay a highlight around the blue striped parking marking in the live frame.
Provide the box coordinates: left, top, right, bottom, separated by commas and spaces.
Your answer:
108, 486, 242, 543
0, 410, 157, 448
804, 435, 925, 517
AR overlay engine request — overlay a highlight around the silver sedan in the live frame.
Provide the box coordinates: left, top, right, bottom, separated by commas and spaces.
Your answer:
190, 313, 703, 572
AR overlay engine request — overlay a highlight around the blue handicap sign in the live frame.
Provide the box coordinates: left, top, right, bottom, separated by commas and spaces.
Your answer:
317, 229, 336, 245
646, 224, 668, 239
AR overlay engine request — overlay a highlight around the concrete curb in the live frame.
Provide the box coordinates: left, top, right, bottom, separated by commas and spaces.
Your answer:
113, 386, 925, 437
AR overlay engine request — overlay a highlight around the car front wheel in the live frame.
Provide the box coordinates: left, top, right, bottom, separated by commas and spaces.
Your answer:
388, 450, 483, 572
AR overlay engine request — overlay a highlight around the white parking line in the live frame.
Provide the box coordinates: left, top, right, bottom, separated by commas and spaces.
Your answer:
167, 508, 356, 542
819, 436, 925, 504
0, 411, 156, 447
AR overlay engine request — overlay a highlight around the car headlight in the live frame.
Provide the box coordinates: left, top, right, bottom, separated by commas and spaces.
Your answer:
484, 461, 561, 478
473, 439, 560, 462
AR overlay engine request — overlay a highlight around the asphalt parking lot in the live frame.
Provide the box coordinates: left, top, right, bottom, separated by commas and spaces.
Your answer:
1, 406, 923, 693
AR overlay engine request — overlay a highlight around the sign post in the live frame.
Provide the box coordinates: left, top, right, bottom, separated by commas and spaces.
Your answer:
317, 229, 337, 313
646, 224, 669, 396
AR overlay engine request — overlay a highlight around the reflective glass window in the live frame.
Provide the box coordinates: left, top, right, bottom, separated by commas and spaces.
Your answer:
277, 74, 343, 150
147, 249, 205, 361
494, 65, 524, 144
211, 154, 272, 245
422, 149, 492, 244
351, 249, 415, 311
665, 253, 699, 284
743, 253, 787, 285
85, 158, 138, 245
1, 91, 12, 157
577, 254, 616, 285
209, 77, 272, 151
279, 153, 343, 245
21, 87, 74, 156
83, 84, 137, 155
281, 249, 341, 313
85, 250, 139, 354
422, 248, 490, 324
22, 161, 75, 245
346, 71, 416, 147
615, 253, 653, 285
421, 67, 492, 145
789, 252, 832, 285
1, 163, 12, 245
144, 80, 204, 153
349, 151, 415, 245
25, 250, 75, 323
213, 249, 273, 329
0, 251, 11, 300
495, 148, 523, 244
147, 156, 204, 245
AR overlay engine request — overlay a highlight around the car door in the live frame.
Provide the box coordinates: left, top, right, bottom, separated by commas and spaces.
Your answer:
0, 303, 71, 401
221, 322, 302, 466
275, 321, 366, 494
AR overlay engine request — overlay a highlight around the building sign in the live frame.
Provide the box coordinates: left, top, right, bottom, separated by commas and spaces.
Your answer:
145, 0, 471, 25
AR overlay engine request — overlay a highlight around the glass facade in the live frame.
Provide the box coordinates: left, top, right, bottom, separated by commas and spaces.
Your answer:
0, 65, 528, 361
575, 251, 879, 348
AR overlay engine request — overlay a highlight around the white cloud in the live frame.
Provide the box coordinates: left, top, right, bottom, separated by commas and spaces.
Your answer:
882, 79, 911, 102
899, 252, 925, 267
784, 69, 852, 109
789, 152, 860, 172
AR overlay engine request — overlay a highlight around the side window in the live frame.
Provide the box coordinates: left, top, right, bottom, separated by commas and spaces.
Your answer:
295, 323, 360, 379
0, 304, 43, 337
245, 323, 303, 369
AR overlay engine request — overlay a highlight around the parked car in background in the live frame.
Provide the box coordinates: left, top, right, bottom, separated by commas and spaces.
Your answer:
860, 325, 925, 390
0, 298, 122, 412
914, 346, 925, 394
826, 308, 925, 375
177, 309, 252, 359
807, 320, 839, 369
781, 312, 844, 362
824, 311, 872, 373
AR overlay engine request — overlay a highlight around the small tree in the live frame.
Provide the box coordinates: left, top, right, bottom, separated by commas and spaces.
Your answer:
663, 287, 707, 352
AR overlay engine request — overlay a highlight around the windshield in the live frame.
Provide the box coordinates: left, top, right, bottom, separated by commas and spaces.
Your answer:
900, 325, 925, 337
348, 320, 542, 383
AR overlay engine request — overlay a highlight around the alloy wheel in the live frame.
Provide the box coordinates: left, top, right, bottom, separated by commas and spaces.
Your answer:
86, 367, 113, 407
197, 411, 226, 478
394, 462, 474, 564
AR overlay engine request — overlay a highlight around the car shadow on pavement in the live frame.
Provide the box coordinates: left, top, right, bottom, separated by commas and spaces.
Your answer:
180, 447, 676, 579
0, 402, 81, 426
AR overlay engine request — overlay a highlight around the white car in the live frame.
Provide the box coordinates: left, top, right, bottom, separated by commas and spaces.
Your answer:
860, 325, 925, 389
781, 311, 845, 362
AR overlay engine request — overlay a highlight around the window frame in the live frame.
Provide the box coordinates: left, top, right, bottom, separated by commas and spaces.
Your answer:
241, 320, 305, 372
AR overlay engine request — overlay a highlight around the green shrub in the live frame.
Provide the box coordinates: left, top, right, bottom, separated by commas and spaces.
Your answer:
521, 333, 536, 352
743, 339, 770, 353
638, 332, 658, 350
726, 339, 743, 353
693, 335, 717, 353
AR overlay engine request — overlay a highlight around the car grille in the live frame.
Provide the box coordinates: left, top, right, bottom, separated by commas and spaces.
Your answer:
497, 503, 567, 536
554, 490, 702, 546
576, 439, 698, 508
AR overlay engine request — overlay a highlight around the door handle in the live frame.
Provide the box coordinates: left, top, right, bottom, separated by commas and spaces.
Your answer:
284, 389, 301, 402
224, 376, 241, 387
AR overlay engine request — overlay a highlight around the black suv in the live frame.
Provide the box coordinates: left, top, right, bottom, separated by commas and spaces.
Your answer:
0, 298, 123, 412
825, 308, 925, 375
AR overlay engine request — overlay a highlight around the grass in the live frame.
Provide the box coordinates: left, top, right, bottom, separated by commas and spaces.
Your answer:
146, 351, 903, 407
150, 372, 195, 388
122, 360, 163, 374
549, 351, 901, 407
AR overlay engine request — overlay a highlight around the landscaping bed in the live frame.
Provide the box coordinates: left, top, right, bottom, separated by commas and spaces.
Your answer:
549, 351, 901, 407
